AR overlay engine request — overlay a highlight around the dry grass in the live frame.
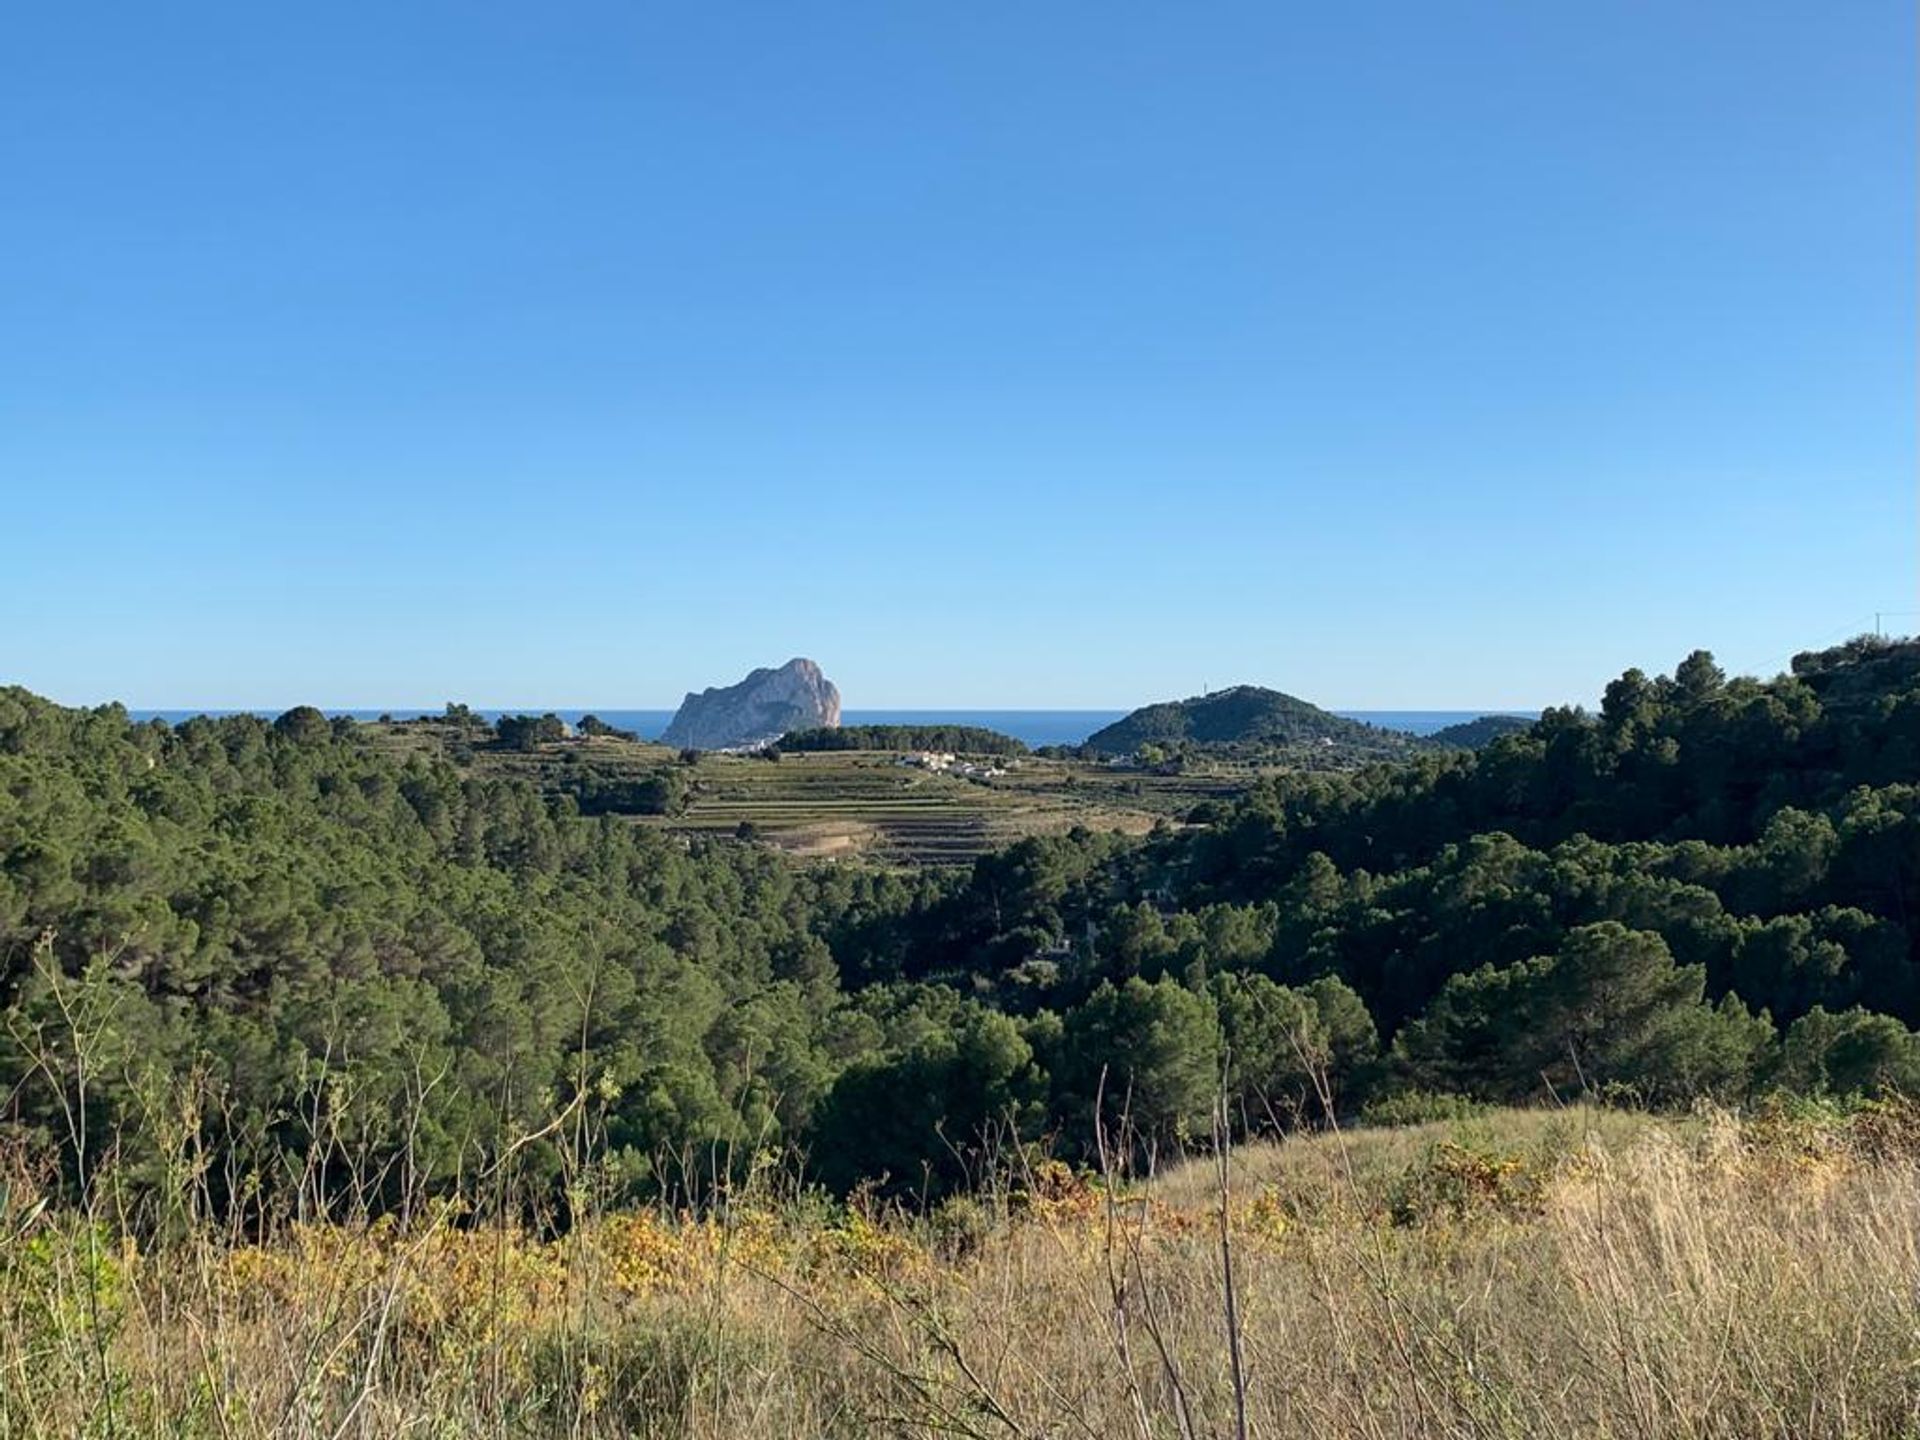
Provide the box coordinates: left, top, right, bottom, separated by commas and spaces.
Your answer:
3, 1104, 1917, 1438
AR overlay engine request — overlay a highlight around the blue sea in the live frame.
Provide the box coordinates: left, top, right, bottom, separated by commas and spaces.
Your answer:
128, 708, 1534, 746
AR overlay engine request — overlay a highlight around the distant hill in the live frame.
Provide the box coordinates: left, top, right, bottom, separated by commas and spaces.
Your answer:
1421, 714, 1534, 749
1083, 685, 1410, 757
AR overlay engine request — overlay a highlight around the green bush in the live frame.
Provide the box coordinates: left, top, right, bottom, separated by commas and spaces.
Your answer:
1359, 1089, 1487, 1128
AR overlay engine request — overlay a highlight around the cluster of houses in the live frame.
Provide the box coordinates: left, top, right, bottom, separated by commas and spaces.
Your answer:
897, 751, 1010, 781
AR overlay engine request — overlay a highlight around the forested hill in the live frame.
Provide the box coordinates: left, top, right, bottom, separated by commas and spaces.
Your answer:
845, 637, 1920, 1113
2, 635, 1919, 1219
1420, 713, 1533, 749
1083, 685, 1409, 757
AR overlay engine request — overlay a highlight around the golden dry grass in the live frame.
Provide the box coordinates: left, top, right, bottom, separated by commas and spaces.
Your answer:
3, 1105, 1917, 1438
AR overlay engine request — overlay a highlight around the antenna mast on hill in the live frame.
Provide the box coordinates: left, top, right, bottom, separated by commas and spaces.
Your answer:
1876, 611, 1920, 638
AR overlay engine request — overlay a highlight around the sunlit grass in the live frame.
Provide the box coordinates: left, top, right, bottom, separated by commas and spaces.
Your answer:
3, 1102, 1916, 1438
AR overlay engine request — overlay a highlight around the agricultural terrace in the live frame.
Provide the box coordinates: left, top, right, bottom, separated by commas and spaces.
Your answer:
653, 747, 1255, 865
367, 719, 1267, 866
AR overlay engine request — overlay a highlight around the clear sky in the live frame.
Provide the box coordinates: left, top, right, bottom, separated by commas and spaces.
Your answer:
3, 3, 1912, 710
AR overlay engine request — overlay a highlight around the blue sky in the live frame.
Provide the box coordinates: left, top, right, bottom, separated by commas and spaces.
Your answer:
3, 3, 1912, 710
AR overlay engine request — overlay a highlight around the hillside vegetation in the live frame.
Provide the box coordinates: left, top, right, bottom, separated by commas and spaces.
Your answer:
6, 636, 1920, 1434
3, 638, 1920, 1222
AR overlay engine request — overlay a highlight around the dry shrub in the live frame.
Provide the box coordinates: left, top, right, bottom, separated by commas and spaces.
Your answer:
2, 1106, 1918, 1438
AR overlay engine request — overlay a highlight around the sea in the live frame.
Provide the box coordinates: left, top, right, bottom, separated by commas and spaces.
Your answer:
127, 708, 1534, 746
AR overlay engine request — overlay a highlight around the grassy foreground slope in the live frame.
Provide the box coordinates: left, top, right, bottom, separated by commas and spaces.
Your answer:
2, 1102, 1914, 1438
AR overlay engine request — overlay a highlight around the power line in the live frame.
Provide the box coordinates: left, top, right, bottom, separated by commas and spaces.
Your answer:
1725, 614, 1883, 683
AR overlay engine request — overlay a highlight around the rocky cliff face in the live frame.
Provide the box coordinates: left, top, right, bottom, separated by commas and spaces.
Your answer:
661, 658, 842, 751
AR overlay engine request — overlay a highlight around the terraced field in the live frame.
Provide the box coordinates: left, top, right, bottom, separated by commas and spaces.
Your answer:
362, 721, 1265, 866
660, 751, 1276, 865
662, 752, 1106, 865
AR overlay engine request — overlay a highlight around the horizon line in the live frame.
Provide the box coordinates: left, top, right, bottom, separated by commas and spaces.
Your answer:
95, 701, 1552, 716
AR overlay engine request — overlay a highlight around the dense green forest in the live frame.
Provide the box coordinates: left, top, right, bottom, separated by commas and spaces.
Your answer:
3, 637, 1919, 1216
776, 724, 1028, 756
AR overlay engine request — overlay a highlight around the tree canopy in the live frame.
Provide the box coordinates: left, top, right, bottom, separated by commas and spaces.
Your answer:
777, 725, 1028, 756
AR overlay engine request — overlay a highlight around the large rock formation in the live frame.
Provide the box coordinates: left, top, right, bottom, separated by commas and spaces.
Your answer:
661, 658, 842, 751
